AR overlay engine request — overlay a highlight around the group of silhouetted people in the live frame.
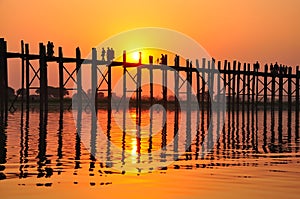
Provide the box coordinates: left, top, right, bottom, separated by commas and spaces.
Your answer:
101, 47, 115, 62
269, 62, 290, 75
47, 41, 54, 57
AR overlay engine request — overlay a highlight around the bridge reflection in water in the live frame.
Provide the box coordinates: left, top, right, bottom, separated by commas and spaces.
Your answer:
0, 102, 299, 183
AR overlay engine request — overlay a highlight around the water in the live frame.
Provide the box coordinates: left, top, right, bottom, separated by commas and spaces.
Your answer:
0, 108, 299, 199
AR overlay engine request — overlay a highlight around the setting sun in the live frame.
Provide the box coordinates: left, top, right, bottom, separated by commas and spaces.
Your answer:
132, 51, 140, 62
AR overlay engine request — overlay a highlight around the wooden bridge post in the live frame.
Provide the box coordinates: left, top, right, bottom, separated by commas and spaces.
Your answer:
0, 39, 8, 114
186, 59, 192, 154
296, 66, 299, 139
107, 61, 112, 112
207, 60, 211, 120
227, 62, 231, 126
247, 64, 251, 116
186, 59, 191, 104
0, 39, 4, 113
201, 58, 206, 111
236, 62, 241, 118
21, 40, 25, 110
39, 43, 47, 113
251, 63, 256, 127
223, 60, 228, 104
174, 58, 179, 123
76, 48, 82, 111
136, 66, 141, 117
271, 65, 276, 118
232, 61, 236, 122
241, 63, 246, 122
25, 44, 30, 110
58, 47, 64, 111
278, 66, 283, 143
149, 56, 154, 106
211, 59, 215, 113
162, 56, 168, 109
91, 48, 97, 112
217, 61, 221, 109
263, 64, 268, 121
287, 67, 292, 139
196, 59, 200, 107
123, 51, 127, 108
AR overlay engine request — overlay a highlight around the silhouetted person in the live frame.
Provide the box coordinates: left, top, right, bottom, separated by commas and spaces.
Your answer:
174, 54, 179, 66
270, 63, 273, 72
273, 62, 279, 74
47, 41, 54, 57
106, 47, 111, 62
111, 48, 115, 61
254, 61, 260, 70
101, 48, 106, 61
160, 54, 165, 65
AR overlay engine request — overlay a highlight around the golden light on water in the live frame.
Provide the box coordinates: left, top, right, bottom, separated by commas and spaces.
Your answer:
131, 138, 137, 163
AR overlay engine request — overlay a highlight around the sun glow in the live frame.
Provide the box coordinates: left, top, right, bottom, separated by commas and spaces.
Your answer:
132, 51, 140, 62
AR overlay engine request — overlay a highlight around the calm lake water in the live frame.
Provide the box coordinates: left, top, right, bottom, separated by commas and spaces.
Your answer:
0, 108, 299, 199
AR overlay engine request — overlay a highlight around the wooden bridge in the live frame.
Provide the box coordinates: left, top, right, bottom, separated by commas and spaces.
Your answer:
0, 38, 299, 121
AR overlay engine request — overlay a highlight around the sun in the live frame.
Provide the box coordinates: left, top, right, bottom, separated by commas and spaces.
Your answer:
132, 51, 140, 62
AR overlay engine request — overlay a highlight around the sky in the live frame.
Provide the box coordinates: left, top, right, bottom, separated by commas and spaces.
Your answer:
1, 0, 300, 91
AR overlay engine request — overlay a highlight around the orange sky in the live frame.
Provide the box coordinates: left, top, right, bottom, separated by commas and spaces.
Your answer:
1, 0, 300, 90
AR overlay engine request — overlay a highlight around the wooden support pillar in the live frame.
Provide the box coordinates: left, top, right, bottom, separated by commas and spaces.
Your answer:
247, 64, 251, 116
91, 48, 97, 111
107, 63, 112, 112
201, 58, 206, 111
251, 63, 256, 126
39, 43, 47, 113
174, 64, 179, 119
136, 66, 142, 117
196, 59, 200, 107
162, 68, 167, 107
58, 47, 64, 112
223, 60, 228, 104
217, 61, 221, 132
76, 47, 82, 111
278, 67, 283, 144
25, 44, 30, 110
210, 59, 215, 114
287, 67, 292, 140
271, 66, 276, 117
0, 39, 4, 112
21, 40, 25, 110
149, 56, 154, 106
263, 64, 268, 119
207, 60, 211, 120
0, 39, 8, 113
186, 60, 191, 104
217, 61, 221, 109
122, 51, 127, 108
242, 63, 246, 114
232, 61, 236, 122
296, 66, 299, 139
185, 59, 192, 156
236, 62, 241, 116
227, 62, 231, 125
162, 57, 168, 108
